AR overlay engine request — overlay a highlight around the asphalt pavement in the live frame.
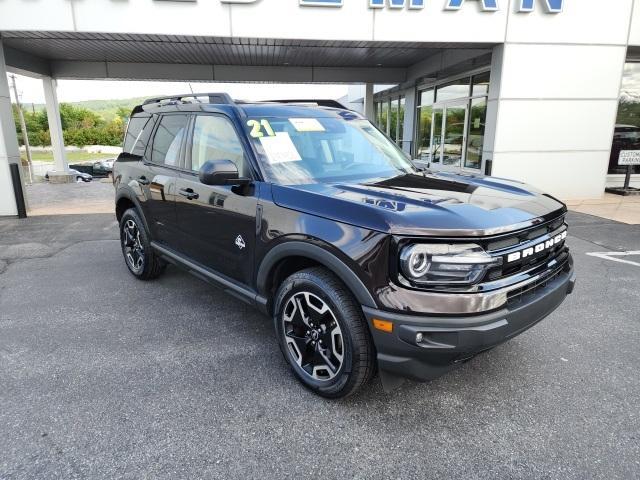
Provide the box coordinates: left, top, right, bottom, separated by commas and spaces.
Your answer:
0, 210, 638, 479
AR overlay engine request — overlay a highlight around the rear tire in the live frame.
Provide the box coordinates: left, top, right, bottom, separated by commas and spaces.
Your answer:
274, 267, 375, 398
119, 208, 166, 280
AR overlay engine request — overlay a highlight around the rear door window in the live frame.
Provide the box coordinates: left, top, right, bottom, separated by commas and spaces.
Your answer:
151, 114, 190, 167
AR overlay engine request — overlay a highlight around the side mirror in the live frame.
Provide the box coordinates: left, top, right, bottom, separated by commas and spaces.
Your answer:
199, 160, 249, 186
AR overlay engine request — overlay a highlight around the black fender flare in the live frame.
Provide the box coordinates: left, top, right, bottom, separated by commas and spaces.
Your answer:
115, 188, 151, 235
256, 241, 378, 310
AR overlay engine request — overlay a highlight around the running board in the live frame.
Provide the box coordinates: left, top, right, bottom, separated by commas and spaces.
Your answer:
150, 241, 268, 311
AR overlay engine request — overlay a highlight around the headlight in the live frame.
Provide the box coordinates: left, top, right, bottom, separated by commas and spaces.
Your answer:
400, 243, 501, 286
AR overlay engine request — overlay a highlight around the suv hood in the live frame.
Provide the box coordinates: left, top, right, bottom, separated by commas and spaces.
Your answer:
271, 172, 566, 237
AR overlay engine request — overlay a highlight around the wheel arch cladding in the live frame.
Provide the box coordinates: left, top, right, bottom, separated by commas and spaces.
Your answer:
257, 241, 378, 310
115, 189, 149, 228
115, 196, 136, 221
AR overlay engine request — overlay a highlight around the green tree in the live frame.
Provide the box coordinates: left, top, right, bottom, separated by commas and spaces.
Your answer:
12, 101, 126, 148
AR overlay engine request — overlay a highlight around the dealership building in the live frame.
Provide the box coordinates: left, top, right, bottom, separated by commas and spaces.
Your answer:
1, 0, 639, 216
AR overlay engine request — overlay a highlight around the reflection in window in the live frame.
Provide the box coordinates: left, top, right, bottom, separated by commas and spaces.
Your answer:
191, 115, 246, 175
436, 77, 470, 102
416, 89, 434, 160
465, 98, 487, 169
380, 101, 389, 136
472, 72, 491, 97
374, 96, 405, 147
442, 105, 466, 168
610, 62, 640, 175
390, 99, 398, 142
398, 97, 405, 146
151, 114, 189, 166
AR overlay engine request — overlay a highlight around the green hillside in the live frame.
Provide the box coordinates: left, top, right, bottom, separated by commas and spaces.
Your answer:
29, 97, 148, 122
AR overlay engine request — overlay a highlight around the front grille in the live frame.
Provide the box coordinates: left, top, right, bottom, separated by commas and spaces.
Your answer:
506, 255, 571, 305
483, 214, 568, 282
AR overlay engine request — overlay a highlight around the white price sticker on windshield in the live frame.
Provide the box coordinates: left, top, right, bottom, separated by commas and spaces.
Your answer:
259, 132, 302, 164
289, 118, 325, 132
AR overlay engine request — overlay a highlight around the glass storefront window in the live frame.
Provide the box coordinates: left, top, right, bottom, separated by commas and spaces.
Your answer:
374, 96, 405, 147
390, 98, 398, 142
398, 97, 405, 146
435, 77, 470, 103
420, 89, 435, 106
415, 72, 489, 169
380, 100, 389, 135
465, 97, 487, 169
472, 72, 491, 97
416, 88, 434, 160
442, 104, 466, 168
431, 109, 443, 164
611, 62, 640, 174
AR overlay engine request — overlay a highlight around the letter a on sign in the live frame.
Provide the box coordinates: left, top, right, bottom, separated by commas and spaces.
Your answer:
445, 0, 499, 11
518, 0, 563, 13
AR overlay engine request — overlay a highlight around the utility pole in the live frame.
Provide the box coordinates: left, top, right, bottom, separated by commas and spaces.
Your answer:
10, 74, 34, 183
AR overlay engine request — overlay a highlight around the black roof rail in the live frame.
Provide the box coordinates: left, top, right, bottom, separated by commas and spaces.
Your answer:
259, 99, 348, 109
142, 93, 235, 106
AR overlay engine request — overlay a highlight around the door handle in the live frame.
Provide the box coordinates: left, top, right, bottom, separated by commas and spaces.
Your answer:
179, 188, 199, 200
138, 176, 150, 186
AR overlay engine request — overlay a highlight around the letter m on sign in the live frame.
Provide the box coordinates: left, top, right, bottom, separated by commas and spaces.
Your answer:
518, 0, 564, 13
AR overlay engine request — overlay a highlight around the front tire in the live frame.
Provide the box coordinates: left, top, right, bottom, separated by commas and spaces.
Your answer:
119, 208, 166, 280
274, 267, 376, 398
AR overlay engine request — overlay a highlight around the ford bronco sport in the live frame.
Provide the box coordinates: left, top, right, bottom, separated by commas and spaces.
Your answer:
114, 93, 575, 398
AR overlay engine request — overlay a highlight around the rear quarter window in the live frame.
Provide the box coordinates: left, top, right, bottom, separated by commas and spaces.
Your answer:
123, 114, 153, 155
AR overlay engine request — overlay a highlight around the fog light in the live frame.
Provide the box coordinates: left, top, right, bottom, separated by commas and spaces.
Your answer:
416, 332, 424, 343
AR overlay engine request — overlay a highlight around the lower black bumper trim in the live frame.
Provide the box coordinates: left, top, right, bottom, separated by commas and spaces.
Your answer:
364, 265, 576, 383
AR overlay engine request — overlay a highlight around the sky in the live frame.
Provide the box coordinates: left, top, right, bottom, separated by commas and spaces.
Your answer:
6, 73, 350, 106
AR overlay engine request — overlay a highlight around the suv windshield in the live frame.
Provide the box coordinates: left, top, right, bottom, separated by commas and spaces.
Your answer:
244, 114, 416, 185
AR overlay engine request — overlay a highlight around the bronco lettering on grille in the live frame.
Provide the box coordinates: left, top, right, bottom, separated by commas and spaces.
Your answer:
506, 230, 567, 263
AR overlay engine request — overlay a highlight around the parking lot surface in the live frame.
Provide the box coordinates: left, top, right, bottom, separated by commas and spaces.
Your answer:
0, 208, 639, 479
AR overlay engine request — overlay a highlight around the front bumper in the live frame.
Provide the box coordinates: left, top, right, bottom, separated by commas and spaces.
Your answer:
363, 261, 576, 383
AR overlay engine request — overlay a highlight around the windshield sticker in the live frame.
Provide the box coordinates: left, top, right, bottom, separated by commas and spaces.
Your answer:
247, 119, 276, 138
289, 118, 325, 132
258, 132, 302, 164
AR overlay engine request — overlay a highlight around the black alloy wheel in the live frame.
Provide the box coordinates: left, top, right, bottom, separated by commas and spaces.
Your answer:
119, 208, 166, 280
274, 267, 375, 398
122, 218, 145, 274
282, 291, 345, 381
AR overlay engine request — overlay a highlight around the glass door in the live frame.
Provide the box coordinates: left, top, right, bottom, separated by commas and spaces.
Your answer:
429, 106, 444, 165
430, 101, 468, 171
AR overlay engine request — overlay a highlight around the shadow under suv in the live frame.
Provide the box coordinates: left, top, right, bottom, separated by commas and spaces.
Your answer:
113, 93, 575, 398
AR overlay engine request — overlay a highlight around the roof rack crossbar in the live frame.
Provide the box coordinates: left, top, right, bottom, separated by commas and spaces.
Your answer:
142, 93, 235, 106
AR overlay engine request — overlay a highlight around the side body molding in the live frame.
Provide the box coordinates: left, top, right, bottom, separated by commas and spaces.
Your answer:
256, 241, 378, 310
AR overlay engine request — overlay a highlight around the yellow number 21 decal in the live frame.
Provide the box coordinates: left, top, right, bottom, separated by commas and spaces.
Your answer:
247, 119, 275, 138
